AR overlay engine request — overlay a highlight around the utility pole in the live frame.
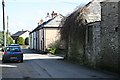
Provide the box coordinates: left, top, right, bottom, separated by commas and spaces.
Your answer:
7, 16, 9, 45
2, 0, 6, 47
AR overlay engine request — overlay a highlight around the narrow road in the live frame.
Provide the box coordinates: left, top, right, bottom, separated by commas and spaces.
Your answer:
0, 49, 119, 80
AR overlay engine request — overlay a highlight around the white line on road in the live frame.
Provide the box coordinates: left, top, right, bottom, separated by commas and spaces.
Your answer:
0, 64, 17, 68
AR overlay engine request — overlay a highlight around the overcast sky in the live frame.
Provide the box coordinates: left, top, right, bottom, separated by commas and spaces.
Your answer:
0, 0, 91, 34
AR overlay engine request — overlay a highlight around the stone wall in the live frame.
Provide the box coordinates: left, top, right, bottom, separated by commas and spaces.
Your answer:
100, 1, 120, 73
118, 1, 120, 74
86, 21, 101, 68
84, 0, 105, 23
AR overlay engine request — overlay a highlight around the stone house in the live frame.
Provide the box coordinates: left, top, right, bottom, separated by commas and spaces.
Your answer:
61, 0, 104, 64
61, 0, 120, 74
29, 14, 64, 51
86, 0, 120, 73
100, 0, 120, 73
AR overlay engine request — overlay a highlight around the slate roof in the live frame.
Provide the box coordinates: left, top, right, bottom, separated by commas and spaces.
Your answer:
30, 14, 64, 34
11, 30, 29, 37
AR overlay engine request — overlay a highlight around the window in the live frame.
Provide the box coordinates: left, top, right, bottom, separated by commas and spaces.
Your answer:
5, 47, 21, 52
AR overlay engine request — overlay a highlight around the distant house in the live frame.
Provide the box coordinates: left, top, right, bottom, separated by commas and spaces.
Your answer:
29, 14, 64, 51
11, 30, 30, 43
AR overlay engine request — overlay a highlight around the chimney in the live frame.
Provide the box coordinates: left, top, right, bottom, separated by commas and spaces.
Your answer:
40, 19, 43, 24
51, 11, 57, 18
46, 13, 50, 18
51, 11, 54, 18
45, 13, 51, 21
38, 19, 43, 25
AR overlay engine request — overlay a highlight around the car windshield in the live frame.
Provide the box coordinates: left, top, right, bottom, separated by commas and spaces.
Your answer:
5, 47, 21, 52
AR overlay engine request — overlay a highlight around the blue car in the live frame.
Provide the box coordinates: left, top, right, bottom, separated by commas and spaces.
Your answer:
2, 46, 23, 63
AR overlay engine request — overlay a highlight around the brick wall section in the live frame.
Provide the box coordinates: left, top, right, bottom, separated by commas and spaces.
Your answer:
100, 1, 120, 73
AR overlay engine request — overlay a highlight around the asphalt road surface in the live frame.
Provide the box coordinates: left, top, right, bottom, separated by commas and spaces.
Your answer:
0, 49, 119, 80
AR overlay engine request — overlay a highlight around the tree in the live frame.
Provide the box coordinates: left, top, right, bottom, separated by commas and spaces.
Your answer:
0, 31, 13, 46
25, 37, 29, 45
17, 37, 24, 45
6, 36, 13, 45
0, 31, 3, 45
60, 7, 87, 63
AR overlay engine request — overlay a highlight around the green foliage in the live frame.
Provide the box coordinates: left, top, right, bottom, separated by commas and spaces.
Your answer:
48, 48, 56, 54
60, 8, 87, 63
0, 31, 13, 45
17, 37, 24, 45
47, 40, 61, 54
25, 37, 29, 45
0, 31, 3, 45
60, 9, 87, 42
6, 36, 14, 45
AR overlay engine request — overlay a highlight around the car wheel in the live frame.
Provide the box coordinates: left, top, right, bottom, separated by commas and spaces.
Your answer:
2, 60, 6, 63
20, 59, 23, 63
2, 57, 6, 63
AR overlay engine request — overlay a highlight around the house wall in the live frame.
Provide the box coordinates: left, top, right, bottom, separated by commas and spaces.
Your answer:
85, 22, 101, 67
32, 33, 34, 49
84, 0, 105, 23
85, 0, 120, 73
39, 30, 42, 50
39, 29, 44, 51
20, 31, 29, 40
36, 31, 39, 50
44, 28, 60, 49
100, 1, 120, 73
85, 1, 120, 73
33, 32, 36, 49
29, 33, 32, 49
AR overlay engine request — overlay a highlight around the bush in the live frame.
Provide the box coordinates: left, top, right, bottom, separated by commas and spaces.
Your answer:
17, 37, 24, 45
48, 48, 56, 54
47, 40, 61, 54
25, 37, 29, 45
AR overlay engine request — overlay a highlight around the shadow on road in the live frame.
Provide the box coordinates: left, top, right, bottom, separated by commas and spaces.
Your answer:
1, 49, 119, 79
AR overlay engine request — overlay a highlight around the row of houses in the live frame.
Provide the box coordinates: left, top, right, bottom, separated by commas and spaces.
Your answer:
29, 14, 64, 51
